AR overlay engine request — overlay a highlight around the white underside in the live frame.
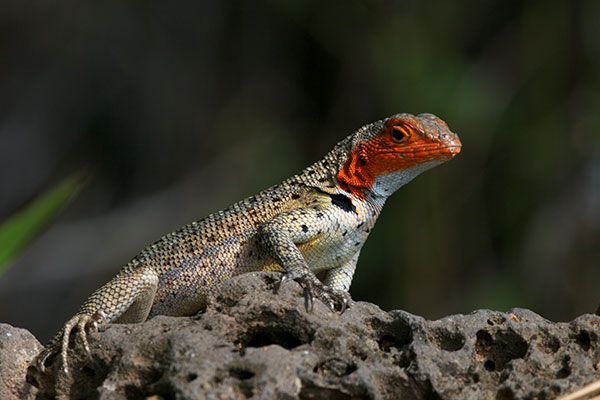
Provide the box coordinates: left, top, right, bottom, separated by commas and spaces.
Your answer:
368, 160, 443, 204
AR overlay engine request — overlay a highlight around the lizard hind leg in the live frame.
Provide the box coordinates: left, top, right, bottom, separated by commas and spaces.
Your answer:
35, 267, 159, 376
112, 279, 158, 323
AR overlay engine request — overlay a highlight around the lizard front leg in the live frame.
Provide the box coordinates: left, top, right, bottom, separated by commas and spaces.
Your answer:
323, 251, 360, 292
257, 208, 351, 312
34, 266, 159, 375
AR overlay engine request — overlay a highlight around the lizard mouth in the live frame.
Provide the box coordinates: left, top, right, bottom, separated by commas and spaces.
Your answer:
441, 135, 462, 156
421, 137, 462, 159
388, 142, 462, 161
442, 144, 462, 157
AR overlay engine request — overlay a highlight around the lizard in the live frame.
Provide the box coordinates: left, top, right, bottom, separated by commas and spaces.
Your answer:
30, 112, 461, 377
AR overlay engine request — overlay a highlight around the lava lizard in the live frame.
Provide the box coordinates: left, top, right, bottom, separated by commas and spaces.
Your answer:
31, 112, 461, 376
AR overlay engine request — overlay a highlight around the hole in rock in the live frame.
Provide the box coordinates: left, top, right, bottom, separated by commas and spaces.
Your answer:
313, 358, 357, 377
484, 360, 496, 371
299, 385, 354, 400
496, 387, 515, 400
81, 365, 96, 377
575, 331, 591, 351
243, 326, 307, 350
374, 316, 413, 353
475, 329, 528, 371
556, 356, 571, 379
186, 373, 198, 382
229, 366, 255, 380
540, 333, 560, 354
429, 327, 466, 352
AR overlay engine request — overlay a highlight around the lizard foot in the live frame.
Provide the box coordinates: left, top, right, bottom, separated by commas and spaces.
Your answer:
278, 271, 351, 313
32, 310, 107, 376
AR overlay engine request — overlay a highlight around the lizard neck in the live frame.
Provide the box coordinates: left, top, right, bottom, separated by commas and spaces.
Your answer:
366, 160, 444, 200
335, 145, 445, 206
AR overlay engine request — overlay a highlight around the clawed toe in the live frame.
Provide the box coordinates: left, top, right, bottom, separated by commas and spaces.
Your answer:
31, 312, 107, 377
319, 287, 351, 313
277, 272, 350, 313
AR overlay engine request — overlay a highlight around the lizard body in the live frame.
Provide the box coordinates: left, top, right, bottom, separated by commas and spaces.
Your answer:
32, 113, 461, 375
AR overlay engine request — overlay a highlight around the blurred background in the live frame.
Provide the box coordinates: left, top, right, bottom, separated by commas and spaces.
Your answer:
1, 0, 599, 343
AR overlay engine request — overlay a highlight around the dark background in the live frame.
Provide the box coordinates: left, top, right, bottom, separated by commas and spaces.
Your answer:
1, 1, 599, 343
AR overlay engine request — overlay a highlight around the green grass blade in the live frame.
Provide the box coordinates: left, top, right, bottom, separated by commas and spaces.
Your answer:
0, 172, 86, 273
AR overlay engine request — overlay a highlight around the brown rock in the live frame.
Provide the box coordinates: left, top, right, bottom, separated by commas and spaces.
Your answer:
0, 323, 42, 400
10, 272, 600, 399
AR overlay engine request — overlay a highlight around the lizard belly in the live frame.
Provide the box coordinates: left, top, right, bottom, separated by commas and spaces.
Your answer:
149, 233, 255, 316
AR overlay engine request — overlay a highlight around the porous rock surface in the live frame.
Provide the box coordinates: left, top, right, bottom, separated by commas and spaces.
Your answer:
0, 323, 42, 399
7, 271, 600, 399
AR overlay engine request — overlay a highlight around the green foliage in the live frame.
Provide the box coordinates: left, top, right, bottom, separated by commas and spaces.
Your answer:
0, 173, 86, 274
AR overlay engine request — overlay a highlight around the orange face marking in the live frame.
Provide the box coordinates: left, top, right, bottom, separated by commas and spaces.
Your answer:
336, 118, 460, 198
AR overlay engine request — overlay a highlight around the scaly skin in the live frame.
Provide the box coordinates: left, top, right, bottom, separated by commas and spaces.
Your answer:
30, 112, 461, 378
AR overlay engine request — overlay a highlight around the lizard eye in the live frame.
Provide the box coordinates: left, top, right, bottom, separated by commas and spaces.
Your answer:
391, 124, 410, 142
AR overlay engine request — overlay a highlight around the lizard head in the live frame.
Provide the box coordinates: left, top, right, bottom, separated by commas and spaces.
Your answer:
336, 113, 461, 200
